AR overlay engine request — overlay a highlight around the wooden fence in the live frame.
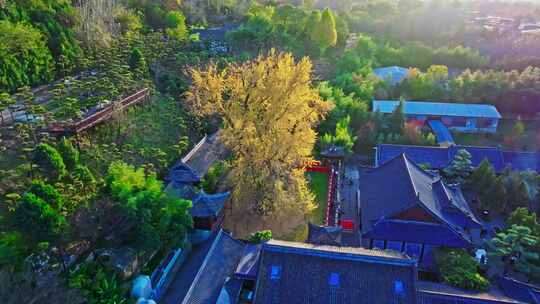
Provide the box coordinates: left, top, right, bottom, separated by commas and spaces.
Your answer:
49, 88, 150, 134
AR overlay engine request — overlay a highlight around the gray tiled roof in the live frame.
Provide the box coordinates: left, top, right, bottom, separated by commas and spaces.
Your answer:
182, 230, 245, 304
235, 244, 262, 280
360, 153, 437, 232
360, 154, 480, 247
189, 191, 230, 218
253, 240, 418, 304
418, 281, 524, 304
307, 223, 343, 246
216, 277, 243, 304
167, 162, 201, 185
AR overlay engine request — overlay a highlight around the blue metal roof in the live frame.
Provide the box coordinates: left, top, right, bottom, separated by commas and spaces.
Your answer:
373, 66, 409, 85
373, 100, 502, 119
427, 120, 455, 144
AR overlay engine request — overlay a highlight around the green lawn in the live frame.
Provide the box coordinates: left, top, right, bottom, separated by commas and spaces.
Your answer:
307, 171, 329, 225
282, 171, 329, 242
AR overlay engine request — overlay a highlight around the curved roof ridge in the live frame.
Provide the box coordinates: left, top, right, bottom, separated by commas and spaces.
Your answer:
402, 154, 419, 197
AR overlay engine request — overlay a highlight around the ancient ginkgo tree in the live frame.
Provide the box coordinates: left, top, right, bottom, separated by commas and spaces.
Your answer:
186, 50, 332, 220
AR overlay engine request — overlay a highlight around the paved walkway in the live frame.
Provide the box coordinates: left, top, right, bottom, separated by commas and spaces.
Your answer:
338, 164, 361, 247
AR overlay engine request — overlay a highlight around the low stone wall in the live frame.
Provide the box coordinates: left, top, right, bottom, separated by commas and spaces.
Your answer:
150, 245, 192, 302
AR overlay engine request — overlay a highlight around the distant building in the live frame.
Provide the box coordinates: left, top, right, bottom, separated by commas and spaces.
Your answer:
189, 191, 230, 232
192, 23, 239, 54
373, 100, 502, 133
253, 239, 419, 304
373, 66, 410, 85
519, 22, 540, 35
376, 144, 540, 173
359, 154, 482, 270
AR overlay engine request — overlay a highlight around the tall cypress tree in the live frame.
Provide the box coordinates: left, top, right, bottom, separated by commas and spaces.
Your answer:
317, 8, 337, 54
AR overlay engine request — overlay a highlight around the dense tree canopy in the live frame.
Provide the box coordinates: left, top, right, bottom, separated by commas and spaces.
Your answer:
106, 161, 192, 252
0, 20, 54, 91
187, 50, 331, 218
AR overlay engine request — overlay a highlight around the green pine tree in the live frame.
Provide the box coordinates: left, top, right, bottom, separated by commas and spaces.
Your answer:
488, 225, 540, 278
444, 149, 473, 184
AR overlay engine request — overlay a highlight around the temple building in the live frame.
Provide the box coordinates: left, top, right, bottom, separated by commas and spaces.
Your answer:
252, 240, 418, 304
165, 161, 230, 232
359, 154, 482, 270
373, 100, 501, 133
376, 144, 540, 173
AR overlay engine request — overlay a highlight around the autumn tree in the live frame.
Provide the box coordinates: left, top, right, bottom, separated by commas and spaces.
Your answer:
186, 50, 331, 219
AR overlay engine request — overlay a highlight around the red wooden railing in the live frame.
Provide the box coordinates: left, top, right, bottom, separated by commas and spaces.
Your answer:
325, 168, 337, 226
49, 88, 150, 134
305, 166, 330, 174
306, 164, 337, 226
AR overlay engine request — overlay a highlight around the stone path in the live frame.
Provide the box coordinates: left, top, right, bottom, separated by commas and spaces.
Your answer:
338, 164, 361, 247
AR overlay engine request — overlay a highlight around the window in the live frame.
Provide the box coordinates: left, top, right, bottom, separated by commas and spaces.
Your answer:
477, 118, 494, 128
329, 273, 340, 287
452, 117, 467, 127
394, 280, 405, 296
372, 239, 385, 249
270, 265, 281, 280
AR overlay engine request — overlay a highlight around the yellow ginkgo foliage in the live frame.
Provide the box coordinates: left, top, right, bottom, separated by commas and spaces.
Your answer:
186, 50, 332, 220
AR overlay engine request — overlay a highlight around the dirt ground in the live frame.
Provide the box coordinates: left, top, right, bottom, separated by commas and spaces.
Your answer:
222, 205, 309, 242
